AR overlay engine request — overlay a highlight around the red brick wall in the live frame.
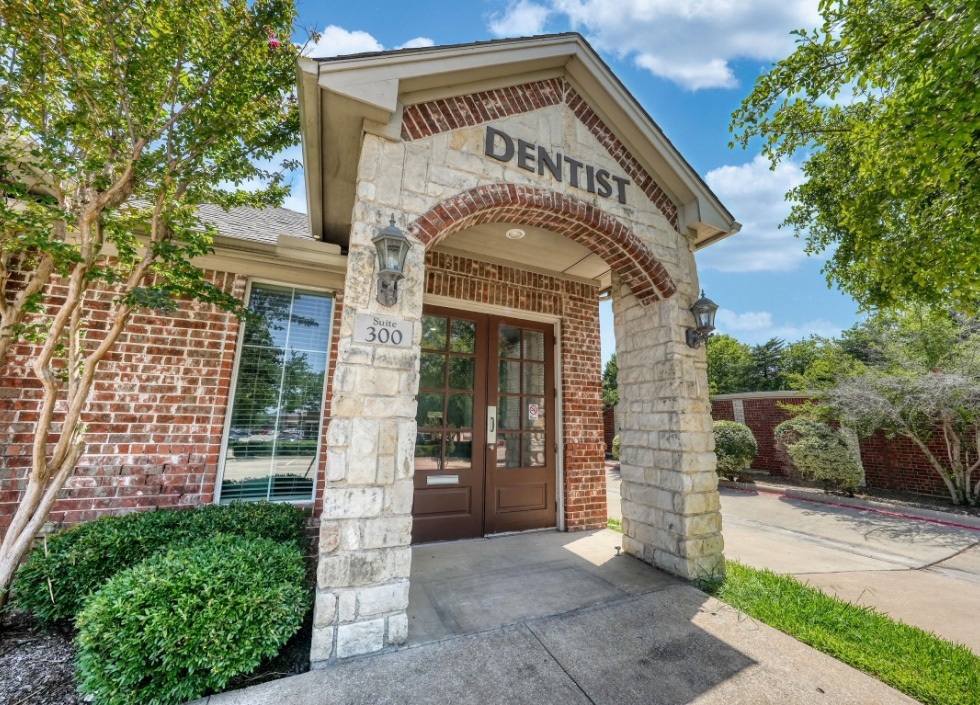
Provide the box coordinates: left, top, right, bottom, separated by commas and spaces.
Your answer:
603, 407, 616, 453
425, 251, 606, 530
0, 271, 245, 533
711, 394, 949, 497
710, 397, 808, 475
0, 273, 343, 534
858, 431, 948, 496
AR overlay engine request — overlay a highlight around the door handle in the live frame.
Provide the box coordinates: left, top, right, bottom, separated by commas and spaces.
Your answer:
487, 406, 497, 446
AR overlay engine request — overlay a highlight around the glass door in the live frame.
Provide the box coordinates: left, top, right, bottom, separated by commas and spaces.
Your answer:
485, 316, 557, 534
411, 307, 488, 543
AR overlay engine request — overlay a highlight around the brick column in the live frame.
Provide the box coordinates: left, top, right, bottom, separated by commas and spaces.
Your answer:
309, 208, 425, 665
612, 271, 725, 580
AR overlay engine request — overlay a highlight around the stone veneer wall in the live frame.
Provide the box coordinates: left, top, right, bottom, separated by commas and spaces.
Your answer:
425, 251, 606, 529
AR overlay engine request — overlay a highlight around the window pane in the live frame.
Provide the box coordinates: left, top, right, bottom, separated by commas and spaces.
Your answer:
220, 284, 332, 505
499, 360, 521, 394
243, 286, 292, 350
449, 357, 475, 390
422, 315, 447, 350
498, 396, 520, 430
420, 353, 446, 389
287, 291, 332, 352
447, 394, 473, 429
524, 433, 546, 467
445, 431, 473, 470
499, 325, 521, 359
417, 393, 445, 428
495, 434, 522, 468
523, 362, 545, 395
450, 320, 476, 353
524, 330, 545, 361
414, 432, 443, 472
523, 397, 546, 430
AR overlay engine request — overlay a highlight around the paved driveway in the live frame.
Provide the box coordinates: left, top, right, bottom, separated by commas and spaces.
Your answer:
606, 466, 980, 653
719, 487, 980, 653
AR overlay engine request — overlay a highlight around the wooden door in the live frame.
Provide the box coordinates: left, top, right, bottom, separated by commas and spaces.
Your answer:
484, 316, 557, 533
412, 308, 556, 542
412, 307, 488, 543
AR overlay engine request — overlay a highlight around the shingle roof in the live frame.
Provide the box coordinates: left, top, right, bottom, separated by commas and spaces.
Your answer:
196, 204, 311, 244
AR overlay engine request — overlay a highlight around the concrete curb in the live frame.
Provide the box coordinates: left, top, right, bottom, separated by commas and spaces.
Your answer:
718, 479, 980, 532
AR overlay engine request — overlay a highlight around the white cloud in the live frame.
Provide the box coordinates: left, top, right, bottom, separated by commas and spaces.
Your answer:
697, 154, 808, 273
306, 27, 436, 59
488, 0, 821, 90
716, 309, 773, 332
715, 308, 842, 345
397, 37, 436, 50
307, 25, 383, 58
488, 1, 551, 37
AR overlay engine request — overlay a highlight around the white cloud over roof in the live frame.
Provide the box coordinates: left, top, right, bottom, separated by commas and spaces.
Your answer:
307, 25, 434, 58
486, 0, 821, 91
698, 155, 808, 273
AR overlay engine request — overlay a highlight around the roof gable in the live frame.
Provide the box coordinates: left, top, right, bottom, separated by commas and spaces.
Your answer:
298, 33, 739, 248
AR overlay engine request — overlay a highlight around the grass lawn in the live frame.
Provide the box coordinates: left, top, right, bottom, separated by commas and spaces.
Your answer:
705, 562, 980, 705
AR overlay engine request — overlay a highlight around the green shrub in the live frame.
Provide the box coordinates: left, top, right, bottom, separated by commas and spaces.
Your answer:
75, 534, 310, 705
612, 434, 621, 460
13, 502, 308, 622
774, 418, 864, 494
713, 421, 758, 480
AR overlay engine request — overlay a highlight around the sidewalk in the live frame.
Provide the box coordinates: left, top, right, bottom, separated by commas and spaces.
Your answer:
192, 530, 916, 705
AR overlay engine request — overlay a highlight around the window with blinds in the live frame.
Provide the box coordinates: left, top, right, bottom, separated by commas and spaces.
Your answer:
218, 283, 333, 503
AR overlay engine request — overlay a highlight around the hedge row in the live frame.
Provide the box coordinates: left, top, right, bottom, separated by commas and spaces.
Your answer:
13, 501, 308, 622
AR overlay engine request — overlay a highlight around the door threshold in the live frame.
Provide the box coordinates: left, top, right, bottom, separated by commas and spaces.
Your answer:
483, 527, 557, 539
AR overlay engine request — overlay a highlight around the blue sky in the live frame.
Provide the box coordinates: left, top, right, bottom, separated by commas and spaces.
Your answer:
287, 0, 862, 363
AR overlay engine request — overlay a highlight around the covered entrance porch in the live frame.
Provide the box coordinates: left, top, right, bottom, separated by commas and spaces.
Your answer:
299, 34, 740, 665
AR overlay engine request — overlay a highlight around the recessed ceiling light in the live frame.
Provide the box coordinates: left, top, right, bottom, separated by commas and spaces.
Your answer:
505, 228, 526, 240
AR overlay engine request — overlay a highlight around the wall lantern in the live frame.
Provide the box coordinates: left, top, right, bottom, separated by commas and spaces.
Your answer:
372, 215, 411, 306
685, 290, 719, 348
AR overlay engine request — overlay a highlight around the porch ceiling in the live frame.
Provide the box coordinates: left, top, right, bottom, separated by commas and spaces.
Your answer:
433, 221, 612, 290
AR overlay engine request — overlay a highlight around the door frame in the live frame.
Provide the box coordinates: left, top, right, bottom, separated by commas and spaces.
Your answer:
423, 294, 566, 531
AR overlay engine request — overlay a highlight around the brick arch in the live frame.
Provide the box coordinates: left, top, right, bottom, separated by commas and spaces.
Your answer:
407, 184, 675, 304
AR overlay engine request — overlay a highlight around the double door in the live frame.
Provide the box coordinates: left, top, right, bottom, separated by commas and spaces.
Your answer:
412, 306, 557, 543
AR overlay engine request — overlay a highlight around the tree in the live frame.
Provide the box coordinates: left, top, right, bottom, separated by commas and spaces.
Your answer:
602, 353, 618, 409
0, 0, 302, 608
819, 309, 980, 505
750, 337, 786, 391
705, 334, 753, 395
732, 0, 980, 312
825, 373, 980, 505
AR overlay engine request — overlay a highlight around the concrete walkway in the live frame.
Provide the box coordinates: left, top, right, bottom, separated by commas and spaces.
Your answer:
195, 530, 915, 705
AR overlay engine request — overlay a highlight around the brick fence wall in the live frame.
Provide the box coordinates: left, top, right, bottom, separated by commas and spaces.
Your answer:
602, 407, 615, 454
711, 393, 949, 497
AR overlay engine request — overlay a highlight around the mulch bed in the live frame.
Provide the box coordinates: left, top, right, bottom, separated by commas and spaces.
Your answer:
0, 608, 313, 705
0, 611, 81, 705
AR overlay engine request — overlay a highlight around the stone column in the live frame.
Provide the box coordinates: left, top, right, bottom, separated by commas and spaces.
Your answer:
309, 209, 426, 666
612, 270, 725, 581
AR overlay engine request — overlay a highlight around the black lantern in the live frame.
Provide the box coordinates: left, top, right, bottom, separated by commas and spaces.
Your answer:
685, 290, 719, 348
372, 215, 411, 306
